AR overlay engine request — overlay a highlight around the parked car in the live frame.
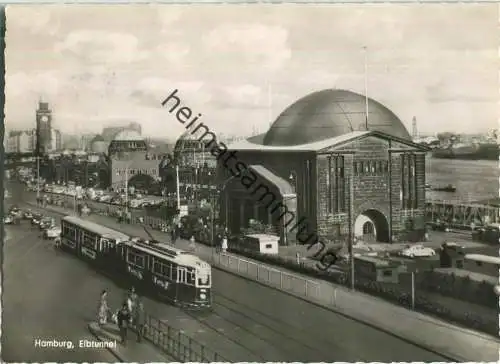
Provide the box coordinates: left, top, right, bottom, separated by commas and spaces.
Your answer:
426, 221, 450, 232
23, 210, 33, 219
43, 226, 61, 239
400, 244, 436, 258
31, 214, 43, 226
39, 217, 55, 230
4, 215, 14, 224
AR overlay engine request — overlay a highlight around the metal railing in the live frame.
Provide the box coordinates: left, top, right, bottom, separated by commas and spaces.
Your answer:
143, 313, 226, 362
213, 253, 324, 303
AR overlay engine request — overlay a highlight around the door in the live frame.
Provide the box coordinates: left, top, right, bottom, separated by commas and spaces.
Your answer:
177, 267, 188, 302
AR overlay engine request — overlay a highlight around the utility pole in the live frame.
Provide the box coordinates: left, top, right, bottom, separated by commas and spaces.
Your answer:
349, 168, 355, 290
124, 166, 129, 214
363, 46, 369, 130
176, 164, 181, 210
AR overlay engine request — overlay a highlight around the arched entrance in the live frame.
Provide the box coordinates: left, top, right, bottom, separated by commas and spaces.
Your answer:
354, 209, 390, 242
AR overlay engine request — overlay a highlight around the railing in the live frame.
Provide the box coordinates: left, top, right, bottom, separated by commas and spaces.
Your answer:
213, 253, 329, 305
143, 313, 226, 362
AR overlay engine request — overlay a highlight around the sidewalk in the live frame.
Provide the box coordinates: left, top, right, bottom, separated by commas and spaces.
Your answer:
88, 322, 175, 362
30, 202, 500, 362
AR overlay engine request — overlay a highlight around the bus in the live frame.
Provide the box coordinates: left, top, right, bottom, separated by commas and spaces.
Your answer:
118, 241, 212, 308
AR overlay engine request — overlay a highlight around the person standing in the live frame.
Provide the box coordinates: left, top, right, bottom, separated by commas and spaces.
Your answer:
97, 290, 110, 326
134, 301, 146, 343
117, 302, 131, 345
221, 235, 228, 254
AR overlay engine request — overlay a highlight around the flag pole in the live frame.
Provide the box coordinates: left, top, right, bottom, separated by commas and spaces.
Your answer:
364, 46, 369, 130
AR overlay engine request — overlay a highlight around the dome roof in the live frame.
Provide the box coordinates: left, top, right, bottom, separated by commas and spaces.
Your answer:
263, 89, 411, 146
91, 134, 105, 143
112, 129, 144, 141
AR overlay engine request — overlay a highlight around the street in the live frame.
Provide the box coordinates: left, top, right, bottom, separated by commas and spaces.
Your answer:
2, 182, 456, 362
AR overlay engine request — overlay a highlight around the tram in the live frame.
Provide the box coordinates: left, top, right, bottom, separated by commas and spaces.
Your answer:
59, 215, 212, 308
118, 241, 212, 308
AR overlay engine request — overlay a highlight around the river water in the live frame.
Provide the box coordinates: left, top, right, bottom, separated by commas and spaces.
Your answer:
426, 157, 497, 203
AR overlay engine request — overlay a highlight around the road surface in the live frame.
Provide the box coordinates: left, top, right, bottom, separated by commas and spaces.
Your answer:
3, 223, 119, 362
5, 182, 453, 362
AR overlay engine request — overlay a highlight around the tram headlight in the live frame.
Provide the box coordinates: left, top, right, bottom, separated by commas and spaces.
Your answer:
200, 293, 206, 299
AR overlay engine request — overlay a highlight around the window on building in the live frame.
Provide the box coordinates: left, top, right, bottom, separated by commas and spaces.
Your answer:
330, 155, 345, 213
401, 153, 418, 209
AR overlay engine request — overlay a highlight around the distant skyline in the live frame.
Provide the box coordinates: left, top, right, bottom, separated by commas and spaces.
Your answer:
5, 4, 498, 140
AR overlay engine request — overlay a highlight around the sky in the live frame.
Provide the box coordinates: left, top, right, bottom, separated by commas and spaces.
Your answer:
5, 4, 498, 140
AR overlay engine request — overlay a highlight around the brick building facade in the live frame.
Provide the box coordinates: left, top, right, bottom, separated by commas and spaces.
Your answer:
219, 89, 428, 245
108, 129, 162, 190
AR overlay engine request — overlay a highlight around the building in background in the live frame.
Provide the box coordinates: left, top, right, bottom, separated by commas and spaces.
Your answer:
221, 89, 429, 245
108, 129, 164, 192
90, 134, 107, 154
102, 122, 142, 143
80, 133, 97, 151
6, 129, 36, 153
50, 129, 62, 151
36, 101, 52, 154
169, 131, 218, 199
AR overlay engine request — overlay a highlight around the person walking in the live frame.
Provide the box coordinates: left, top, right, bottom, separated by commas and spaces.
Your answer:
134, 301, 146, 343
117, 302, 131, 345
126, 287, 138, 322
97, 290, 110, 326
221, 235, 228, 254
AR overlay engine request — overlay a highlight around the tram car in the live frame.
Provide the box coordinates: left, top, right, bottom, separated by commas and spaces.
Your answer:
117, 241, 212, 308
59, 215, 212, 308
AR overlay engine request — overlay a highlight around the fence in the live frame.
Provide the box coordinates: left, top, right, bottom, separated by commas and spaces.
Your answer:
143, 313, 226, 362
213, 253, 334, 305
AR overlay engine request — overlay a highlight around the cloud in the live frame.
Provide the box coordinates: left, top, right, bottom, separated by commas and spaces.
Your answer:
156, 42, 190, 66
55, 30, 149, 65
156, 7, 183, 33
132, 77, 212, 109
203, 23, 291, 71
215, 84, 264, 109
7, 6, 59, 35
6, 71, 62, 98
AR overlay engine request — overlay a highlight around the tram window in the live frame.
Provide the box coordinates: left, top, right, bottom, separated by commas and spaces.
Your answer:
128, 251, 145, 268
187, 271, 195, 285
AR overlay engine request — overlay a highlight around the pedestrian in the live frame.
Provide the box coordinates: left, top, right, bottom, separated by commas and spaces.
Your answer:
134, 301, 146, 343
171, 225, 177, 244
117, 302, 131, 345
97, 289, 110, 326
126, 287, 138, 321
189, 235, 196, 252
222, 235, 228, 254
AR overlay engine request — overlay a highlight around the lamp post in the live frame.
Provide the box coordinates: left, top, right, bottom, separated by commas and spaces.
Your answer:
348, 168, 355, 290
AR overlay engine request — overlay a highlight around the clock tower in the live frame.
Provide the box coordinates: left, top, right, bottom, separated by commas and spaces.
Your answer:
36, 101, 52, 154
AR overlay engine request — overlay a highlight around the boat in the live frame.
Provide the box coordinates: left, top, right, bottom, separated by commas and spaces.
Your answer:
431, 184, 456, 193
432, 143, 498, 161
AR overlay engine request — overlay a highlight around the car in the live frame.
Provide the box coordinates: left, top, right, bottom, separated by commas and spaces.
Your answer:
39, 218, 55, 230
43, 226, 61, 239
400, 244, 436, 258
4, 215, 14, 224
31, 214, 43, 226
23, 210, 33, 219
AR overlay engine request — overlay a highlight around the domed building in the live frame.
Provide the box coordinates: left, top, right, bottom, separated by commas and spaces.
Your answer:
109, 129, 164, 191
170, 131, 218, 198
90, 134, 107, 154
219, 89, 429, 245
